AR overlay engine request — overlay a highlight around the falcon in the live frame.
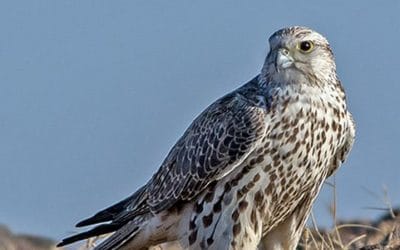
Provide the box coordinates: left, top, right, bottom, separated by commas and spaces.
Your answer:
58, 26, 355, 250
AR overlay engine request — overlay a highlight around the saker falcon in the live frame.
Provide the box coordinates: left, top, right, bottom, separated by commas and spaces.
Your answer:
58, 26, 355, 250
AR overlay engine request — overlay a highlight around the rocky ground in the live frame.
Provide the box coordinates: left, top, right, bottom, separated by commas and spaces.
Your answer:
0, 225, 59, 250
1, 208, 399, 250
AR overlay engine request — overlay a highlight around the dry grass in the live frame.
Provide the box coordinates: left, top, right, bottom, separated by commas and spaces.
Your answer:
298, 179, 400, 250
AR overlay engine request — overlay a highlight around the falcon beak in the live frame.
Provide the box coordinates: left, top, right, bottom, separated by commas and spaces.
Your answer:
275, 48, 294, 71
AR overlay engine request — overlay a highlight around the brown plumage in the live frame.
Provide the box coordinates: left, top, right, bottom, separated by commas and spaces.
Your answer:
58, 26, 355, 250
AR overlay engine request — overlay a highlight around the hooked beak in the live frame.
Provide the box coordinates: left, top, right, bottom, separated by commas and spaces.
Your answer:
275, 48, 294, 71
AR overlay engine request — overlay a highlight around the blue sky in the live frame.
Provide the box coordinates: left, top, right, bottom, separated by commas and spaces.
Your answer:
1, 0, 399, 241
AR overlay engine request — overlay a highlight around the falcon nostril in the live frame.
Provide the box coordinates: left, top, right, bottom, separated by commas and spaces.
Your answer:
281, 48, 289, 56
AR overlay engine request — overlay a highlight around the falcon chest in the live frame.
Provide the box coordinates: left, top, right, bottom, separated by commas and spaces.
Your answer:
242, 83, 348, 231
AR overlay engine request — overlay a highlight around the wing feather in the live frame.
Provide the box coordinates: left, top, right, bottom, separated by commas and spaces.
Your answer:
147, 83, 267, 212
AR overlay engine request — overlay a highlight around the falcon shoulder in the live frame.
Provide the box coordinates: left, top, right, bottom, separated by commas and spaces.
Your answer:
147, 78, 268, 212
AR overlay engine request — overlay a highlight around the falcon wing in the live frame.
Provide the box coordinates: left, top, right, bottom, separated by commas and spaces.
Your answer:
327, 111, 355, 177
147, 86, 267, 212
57, 78, 268, 248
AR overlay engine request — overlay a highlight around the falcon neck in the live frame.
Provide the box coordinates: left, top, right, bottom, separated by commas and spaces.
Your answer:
235, 74, 345, 111
256, 72, 347, 113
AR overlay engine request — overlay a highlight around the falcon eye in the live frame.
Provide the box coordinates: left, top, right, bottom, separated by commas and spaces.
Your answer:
298, 41, 314, 53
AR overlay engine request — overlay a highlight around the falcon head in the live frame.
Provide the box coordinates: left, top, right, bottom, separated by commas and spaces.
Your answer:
261, 26, 336, 85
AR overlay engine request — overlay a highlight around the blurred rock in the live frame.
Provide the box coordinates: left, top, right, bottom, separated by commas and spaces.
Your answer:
0, 225, 60, 250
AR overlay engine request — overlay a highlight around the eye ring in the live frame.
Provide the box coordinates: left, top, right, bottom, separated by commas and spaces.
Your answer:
298, 41, 314, 53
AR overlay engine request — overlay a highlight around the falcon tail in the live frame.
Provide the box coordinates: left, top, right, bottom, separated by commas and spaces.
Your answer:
57, 223, 120, 247
58, 185, 148, 248
77, 185, 148, 227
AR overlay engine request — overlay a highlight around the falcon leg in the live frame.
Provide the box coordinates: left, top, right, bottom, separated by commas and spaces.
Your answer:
259, 199, 312, 250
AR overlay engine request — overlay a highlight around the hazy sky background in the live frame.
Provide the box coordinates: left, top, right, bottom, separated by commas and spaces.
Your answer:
1, 0, 400, 242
